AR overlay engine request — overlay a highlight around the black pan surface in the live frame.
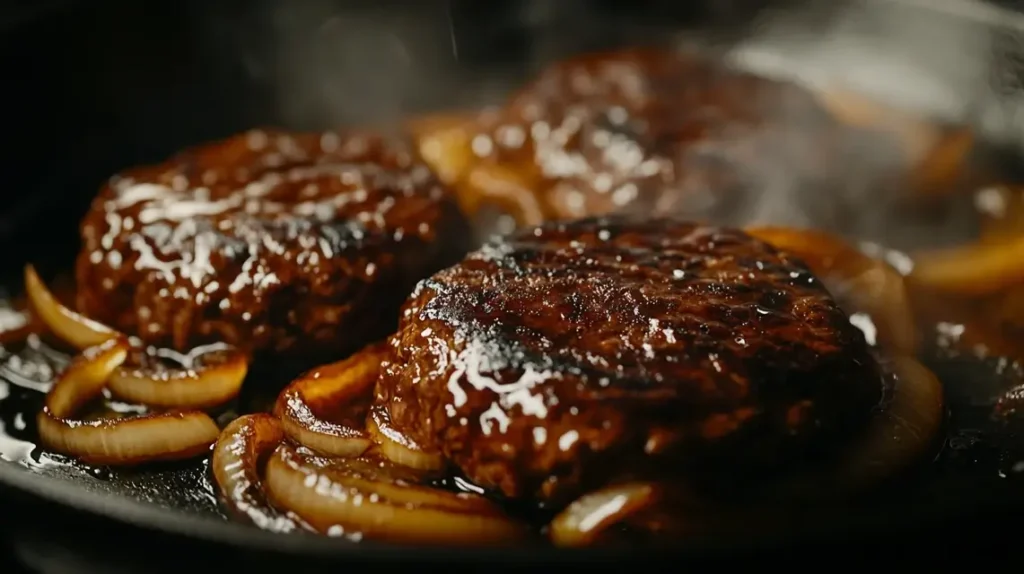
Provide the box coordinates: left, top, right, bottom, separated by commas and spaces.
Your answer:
3, 0, 1024, 568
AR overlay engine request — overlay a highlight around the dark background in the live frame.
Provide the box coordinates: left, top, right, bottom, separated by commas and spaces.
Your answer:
2, 0, 793, 277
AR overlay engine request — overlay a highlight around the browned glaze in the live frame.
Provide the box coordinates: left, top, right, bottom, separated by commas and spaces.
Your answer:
75, 129, 471, 362
415, 48, 846, 228
376, 216, 883, 504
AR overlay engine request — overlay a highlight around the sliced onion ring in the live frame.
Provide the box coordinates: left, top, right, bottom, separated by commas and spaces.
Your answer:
24, 265, 118, 350
833, 354, 944, 487
25, 264, 248, 409
463, 164, 546, 227
297, 451, 497, 515
212, 414, 298, 532
108, 344, 248, 410
767, 354, 944, 501
37, 338, 220, 465
407, 112, 476, 186
367, 405, 445, 471
264, 443, 525, 545
273, 343, 388, 457
548, 482, 661, 547
909, 234, 1024, 296
745, 226, 919, 355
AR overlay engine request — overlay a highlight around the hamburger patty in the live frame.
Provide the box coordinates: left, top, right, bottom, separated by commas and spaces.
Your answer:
376, 216, 884, 503
414, 48, 841, 230
76, 129, 471, 361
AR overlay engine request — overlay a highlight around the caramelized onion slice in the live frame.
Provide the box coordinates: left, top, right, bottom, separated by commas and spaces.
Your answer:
909, 234, 1024, 296
212, 414, 298, 532
367, 405, 445, 471
463, 164, 546, 227
407, 112, 476, 186
274, 344, 388, 457
834, 355, 944, 487
108, 344, 248, 410
301, 452, 498, 515
37, 338, 220, 466
25, 264, 248, 409
745, 226, 918, 355
549, 483, 661, 547
818, 87, 975, 194
24, 265, 119, 350
264, 444, 525, 545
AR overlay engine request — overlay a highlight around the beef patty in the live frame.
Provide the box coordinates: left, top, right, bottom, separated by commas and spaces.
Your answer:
76, 129, 471, 362
414, 48, 843, 230
376, 216, 884, 503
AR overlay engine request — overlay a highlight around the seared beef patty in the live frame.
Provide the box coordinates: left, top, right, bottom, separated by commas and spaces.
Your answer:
376, 216, 884, 503
76, 129, 470, 361
415, 48, 841, 229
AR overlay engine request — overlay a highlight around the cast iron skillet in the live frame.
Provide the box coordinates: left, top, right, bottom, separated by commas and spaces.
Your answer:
3, 0, 1024, 569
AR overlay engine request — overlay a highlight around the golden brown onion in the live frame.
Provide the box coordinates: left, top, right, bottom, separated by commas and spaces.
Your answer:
832, 355, 944, 487
273, 344, 388, 457
299, 451, 497, 515
212, 414, 298, 532
818, 87, 975, 195
108, 344, 248, 410
37, 338, 220, 465
548, 482, 661, 547
409, 112, 545, 227
367, 405, 445, 471
745, 226, 919, 354
264, 443, 525, 545
462, 164, 546, 227
25, 264, 248, 409
24, 265, 118, 350
408, 112, 476, 186
909, 234, 1024, 296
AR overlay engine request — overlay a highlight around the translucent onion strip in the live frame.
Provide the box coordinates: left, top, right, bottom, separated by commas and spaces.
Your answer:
24, 264, 248, 409
24, 265, 118, 350
108, 344, 248, 410
37, 338, 220, 465
909, 234, 1024, 296
833, 355, 945, 487
264, 443, 525, 545
548, 482, 661, 547
212, 414, 298, 532
367, 405, 445, 471
273, 343, 388, 457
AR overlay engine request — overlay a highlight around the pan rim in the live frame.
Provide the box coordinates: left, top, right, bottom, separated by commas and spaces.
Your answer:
1, 454, 1022, 561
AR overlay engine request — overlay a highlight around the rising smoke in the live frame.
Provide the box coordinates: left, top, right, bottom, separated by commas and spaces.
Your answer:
234, 0, 1023, 249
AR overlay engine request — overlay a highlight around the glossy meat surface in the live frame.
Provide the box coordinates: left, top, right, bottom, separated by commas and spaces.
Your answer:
76, 129, 471, 360
377, 216, 884, 503
415, 48, 840, 229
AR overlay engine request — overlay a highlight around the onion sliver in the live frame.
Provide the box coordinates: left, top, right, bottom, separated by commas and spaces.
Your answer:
37, 338, 220, 466
313, 461, 497, 515
909, 234, 1024, 296
367, 405, 444, 471
408, 112, 475, 185
549, 482, 661, 547
24, 265, 118, 350
264, 444, 525, 545
212, 414, 297, 532
274, 343, 387, 457
745, 226, 918, 355
833, 354, 944, 487
25, 264, 248, 409
108, 344, 248, 409
464, 164, 546, 227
